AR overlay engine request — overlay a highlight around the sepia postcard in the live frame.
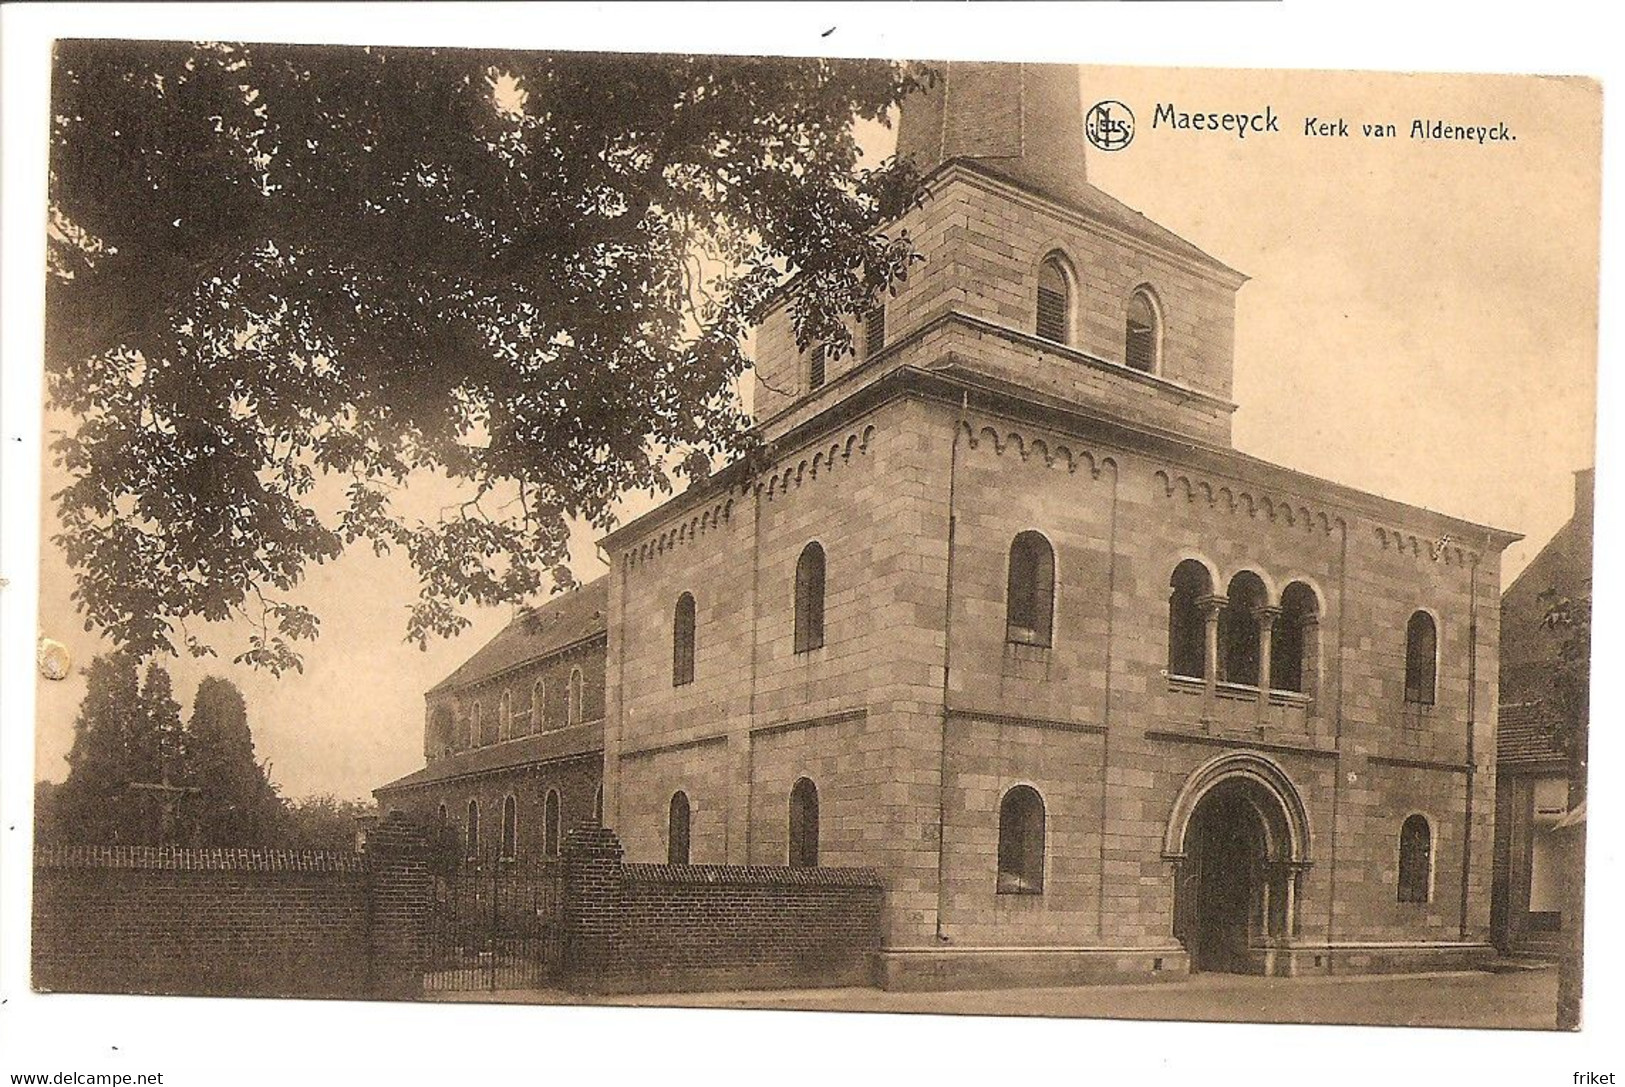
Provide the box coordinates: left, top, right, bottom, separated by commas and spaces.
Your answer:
1, 6, 1614, 1085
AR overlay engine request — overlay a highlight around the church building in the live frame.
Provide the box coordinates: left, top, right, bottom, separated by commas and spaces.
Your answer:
381, 61, 1517, 988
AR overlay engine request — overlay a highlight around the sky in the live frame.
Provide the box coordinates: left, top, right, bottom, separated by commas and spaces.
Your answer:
26, 60, 1601, 804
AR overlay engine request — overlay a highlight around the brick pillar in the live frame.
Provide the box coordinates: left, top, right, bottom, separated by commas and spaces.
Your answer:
365, 811, 431, 1000
561, 824, 624, 990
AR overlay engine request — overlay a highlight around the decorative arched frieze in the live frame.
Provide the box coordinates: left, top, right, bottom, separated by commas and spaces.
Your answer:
755, 423, 876, 504
624, 494, 740, 571
1154, 469, 1338, 538
1373, 525, 1472, 566
959, 419, 1107, 479
628, 422, 877, 569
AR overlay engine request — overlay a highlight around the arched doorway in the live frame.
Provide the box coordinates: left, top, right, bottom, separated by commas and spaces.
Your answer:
1184, 783, 1269, 972
1165, 752, 1311, 975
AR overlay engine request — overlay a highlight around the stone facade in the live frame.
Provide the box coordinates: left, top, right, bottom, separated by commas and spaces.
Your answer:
374, 61, 1520, 989
596, 62, 1516, 986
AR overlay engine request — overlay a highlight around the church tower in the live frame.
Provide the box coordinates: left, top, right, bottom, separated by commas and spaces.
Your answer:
751, 61, 1249, 450
597, 60, 1513, 988
895, 60, 1091, 207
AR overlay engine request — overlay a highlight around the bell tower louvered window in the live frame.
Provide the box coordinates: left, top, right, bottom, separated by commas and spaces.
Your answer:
808, 344, 826, 391
1126, 287, 1160, 373
1037, 258, 1070, 343
865, 305, 886, 357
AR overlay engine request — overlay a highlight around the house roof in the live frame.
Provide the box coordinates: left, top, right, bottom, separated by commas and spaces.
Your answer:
373, 720, 604, 795
426, 578, 608, 697
1498, 700, 1567, 767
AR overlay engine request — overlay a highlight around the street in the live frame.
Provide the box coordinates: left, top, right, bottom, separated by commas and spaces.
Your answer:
433, 965, 1562, 1031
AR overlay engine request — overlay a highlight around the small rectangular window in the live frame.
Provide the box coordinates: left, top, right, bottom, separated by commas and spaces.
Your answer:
865, 306, 886, 357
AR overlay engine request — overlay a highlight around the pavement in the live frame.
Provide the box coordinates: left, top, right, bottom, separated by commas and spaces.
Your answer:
427, 963, 1561, 1030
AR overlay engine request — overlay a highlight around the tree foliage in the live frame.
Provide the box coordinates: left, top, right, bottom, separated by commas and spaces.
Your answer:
48, 42, 928, 671
53, 653, 145, 843
183, 676, 287, 846
1540, 582, 1591, 801
44, 660, 290, 847
281, 794, 375, 852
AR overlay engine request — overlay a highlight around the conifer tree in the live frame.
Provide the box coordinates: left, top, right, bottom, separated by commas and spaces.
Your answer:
182, 677, 287, 845
130, 662, 186, 842
54, 652, 143, 843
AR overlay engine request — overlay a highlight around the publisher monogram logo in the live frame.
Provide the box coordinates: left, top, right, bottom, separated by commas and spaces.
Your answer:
1086, 100, 1135, 152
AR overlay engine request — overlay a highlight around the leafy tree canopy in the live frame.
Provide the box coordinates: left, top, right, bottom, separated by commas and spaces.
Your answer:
1540, 582, 1591, 800
48, 42, 928, 672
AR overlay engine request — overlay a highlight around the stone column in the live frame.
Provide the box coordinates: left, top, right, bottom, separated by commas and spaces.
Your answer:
1301, 616, 1322, 701
1254, 605, 1280, 729
1198, 594, 1226, 729
365, 812, 431, 1000
562, 824, 625, 991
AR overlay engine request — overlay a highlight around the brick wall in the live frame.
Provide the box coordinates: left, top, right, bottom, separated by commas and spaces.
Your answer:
32, 846, 371, 998
560, 828, 883, 993
611, 864, 884, 991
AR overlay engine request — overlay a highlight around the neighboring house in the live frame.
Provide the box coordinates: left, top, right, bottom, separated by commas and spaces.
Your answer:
376, 62, 1522, 987
1492, 468, 1592, 955
374, 580, 608, 867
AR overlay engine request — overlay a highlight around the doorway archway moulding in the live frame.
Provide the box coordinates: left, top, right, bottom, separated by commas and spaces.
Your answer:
1162, 749, 1313, 866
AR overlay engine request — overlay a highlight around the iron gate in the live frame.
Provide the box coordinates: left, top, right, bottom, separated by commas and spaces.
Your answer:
425, 858, 565, 991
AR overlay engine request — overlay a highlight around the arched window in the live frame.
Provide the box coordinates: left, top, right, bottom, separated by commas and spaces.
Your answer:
1271, 582, 1320, 693
501, 795, 517, 860
466, 800, 480, 861
470, 702, 483, 747
1125, 287, 1160, 373
673, 592, 696, 687
1221, 572, 1268, 686
568, 667, 584, 725
865, 305, 887, 357
532, 679, 546, 733
789, 778, 820, 868
498, 691, 513, 742
668, 791, 691, 865
1006, 531, 1056, 647
1168, 560, 1212, 679
1405, 611, 1437, 705
544, 789, 562, 858
997, 785, 1045, 894
808, 344, 827, 391
1036, 256, 1071, 344
430, 706, 454, 756
438, 802, 448, 825
593, 784, 604, 826
794, 542, 826, 653
1398, 814, 1432, 903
